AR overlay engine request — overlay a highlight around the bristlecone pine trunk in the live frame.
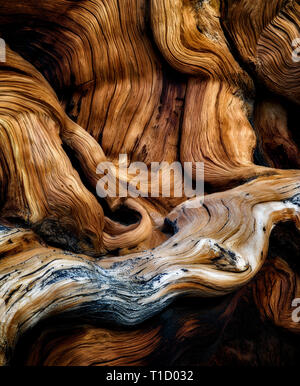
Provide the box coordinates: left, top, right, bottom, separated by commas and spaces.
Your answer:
0, 0, 300, 366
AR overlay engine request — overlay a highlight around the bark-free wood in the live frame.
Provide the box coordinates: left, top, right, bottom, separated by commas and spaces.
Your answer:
0, 0, 299, 366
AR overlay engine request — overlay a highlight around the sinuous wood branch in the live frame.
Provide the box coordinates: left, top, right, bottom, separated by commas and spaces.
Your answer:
0, 0, 299, 366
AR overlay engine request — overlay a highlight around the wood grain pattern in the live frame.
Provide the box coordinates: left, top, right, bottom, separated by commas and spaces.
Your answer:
0, 0, 299, 366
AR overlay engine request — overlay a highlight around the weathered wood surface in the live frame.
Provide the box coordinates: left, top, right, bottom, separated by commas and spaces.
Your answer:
0, 0, 299, 366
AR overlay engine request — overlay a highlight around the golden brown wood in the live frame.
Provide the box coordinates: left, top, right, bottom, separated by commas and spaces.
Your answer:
0, 0, 299, 366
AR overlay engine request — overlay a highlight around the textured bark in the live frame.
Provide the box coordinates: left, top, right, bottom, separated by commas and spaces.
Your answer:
0, 0, 299, 366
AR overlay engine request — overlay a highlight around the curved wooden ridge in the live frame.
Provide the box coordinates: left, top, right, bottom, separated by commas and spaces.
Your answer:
0, 0, 299, 366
